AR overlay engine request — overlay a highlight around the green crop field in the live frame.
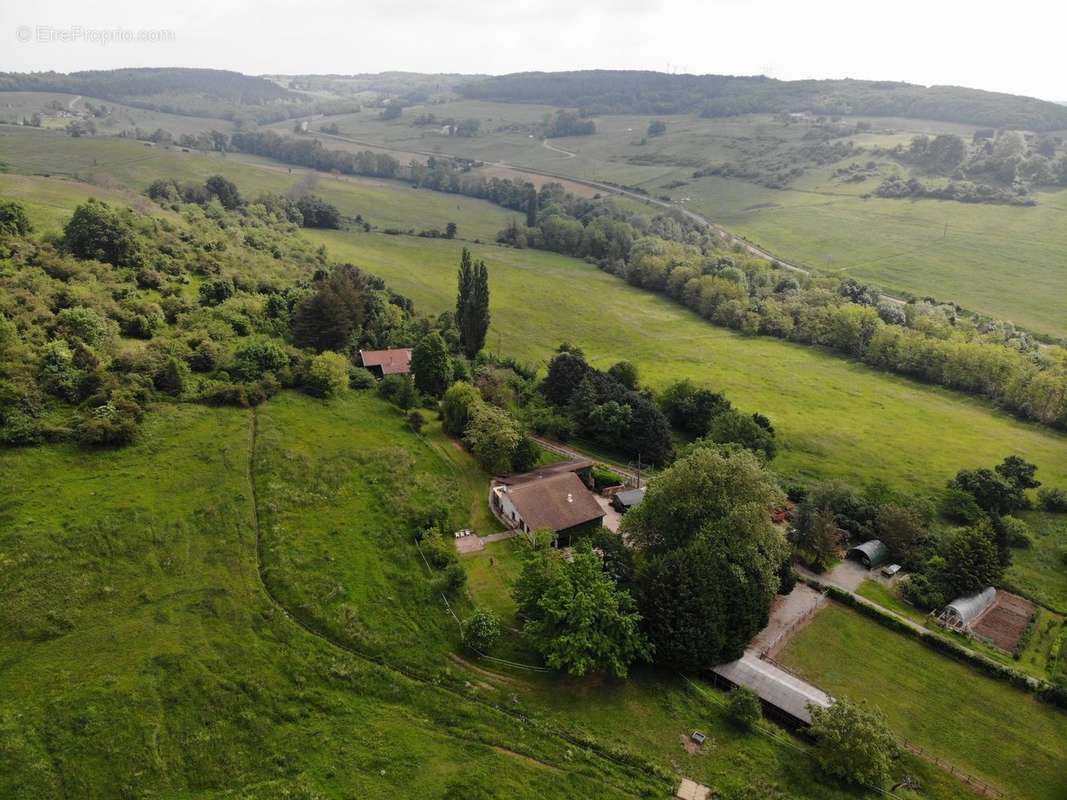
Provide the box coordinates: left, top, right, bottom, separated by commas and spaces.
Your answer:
778, 603, 1067, 800
304, 100, 1067, 338
303, 227, 1067, 495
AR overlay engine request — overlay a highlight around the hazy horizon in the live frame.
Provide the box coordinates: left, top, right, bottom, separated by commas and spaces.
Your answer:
2, 0, 1065, 103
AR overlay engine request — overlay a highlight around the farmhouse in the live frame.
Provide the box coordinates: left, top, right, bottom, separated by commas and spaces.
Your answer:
492, 466, 604, 538
712, 653, 832, 727
846, 539, 889, 569
359, 348, 412, 377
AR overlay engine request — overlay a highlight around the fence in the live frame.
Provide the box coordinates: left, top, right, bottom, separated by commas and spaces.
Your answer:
758, 589, 829, 658
898, 740, 1007, 799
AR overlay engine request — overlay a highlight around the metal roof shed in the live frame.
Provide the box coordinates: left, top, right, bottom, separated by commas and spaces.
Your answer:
944, 587, 997, 628
712, 654, 832, 726
847, 539, 889, 569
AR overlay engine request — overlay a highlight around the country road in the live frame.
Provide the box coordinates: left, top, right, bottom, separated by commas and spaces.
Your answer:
312, 128, 910, 305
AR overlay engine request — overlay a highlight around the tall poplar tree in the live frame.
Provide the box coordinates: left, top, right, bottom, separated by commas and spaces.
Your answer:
456, 249, 490, 358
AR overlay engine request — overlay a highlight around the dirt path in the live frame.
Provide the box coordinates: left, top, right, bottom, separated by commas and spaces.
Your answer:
541, 139, 576, 158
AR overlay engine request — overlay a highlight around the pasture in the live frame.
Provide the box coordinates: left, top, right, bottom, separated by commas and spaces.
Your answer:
778, 602, 1067, 800
305, 226, 1067, 495
308, 100, 1067, 338
0, 395, 674, 799
0, 126, 514, 240
1010, 512, 1067, 613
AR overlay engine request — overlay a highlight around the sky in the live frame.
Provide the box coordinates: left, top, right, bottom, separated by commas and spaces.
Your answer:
2, 0, 1064, 102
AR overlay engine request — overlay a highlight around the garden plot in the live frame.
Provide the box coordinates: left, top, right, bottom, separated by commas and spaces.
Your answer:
972, 591, 1036, 652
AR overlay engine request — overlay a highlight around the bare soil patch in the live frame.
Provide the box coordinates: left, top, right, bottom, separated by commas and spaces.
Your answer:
972, 591, 1035, 651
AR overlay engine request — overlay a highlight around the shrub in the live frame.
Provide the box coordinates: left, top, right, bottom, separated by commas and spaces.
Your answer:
234, 338, 289, 380
439, 563, 467, 596
348, 367, 376, 390
76, 398, 142, 446
901, 572, 945, 610
63, 199, 142, 267
377, 374, 416, 410
462, 609, 502, 653
407, 410, 425, 433
304, 351, 350, 398
727, 686, 762, 729
0, 199, 32, 237
1002, 515, 1033, 548
1038, 487, 1067, 512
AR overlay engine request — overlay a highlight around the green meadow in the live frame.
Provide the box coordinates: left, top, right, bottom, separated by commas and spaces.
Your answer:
305, 227, 1067, 495
0, 395, 675, 799
779, 603, 1067, 800
0, 126, 514, 240
308, 101, 1067, 338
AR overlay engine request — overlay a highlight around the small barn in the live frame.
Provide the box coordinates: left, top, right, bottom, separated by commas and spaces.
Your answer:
611, 487, 645, 513
847, 539, 889, 569
941, 587, 997, 632
712, 654, 832, 727
359, 348, 412, 378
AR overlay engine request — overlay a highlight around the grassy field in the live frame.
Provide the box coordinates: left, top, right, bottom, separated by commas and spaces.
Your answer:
306, 101, 1067, 338
304, 227, 1067, 495
1010, 512, 1067, 613
855, 579, 1065, 679
0, 91, 237, 136
0, 396, 682, 799
0, 126, 515, 240
778, 603, 1067, 800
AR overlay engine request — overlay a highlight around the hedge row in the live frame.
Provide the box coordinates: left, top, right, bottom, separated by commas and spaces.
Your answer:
802, 577, 1067, 710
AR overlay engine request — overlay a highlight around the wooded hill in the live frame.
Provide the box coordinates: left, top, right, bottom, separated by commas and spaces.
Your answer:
460, 70, 1067, 130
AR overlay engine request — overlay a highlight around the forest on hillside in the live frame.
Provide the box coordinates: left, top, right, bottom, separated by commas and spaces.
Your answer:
460, 71, 1067, 130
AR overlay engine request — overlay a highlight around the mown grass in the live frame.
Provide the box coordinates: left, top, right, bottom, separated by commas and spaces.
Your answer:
304, 227, 1067, 495
778, 602, 1067, 800
1009, 512, 1067, 613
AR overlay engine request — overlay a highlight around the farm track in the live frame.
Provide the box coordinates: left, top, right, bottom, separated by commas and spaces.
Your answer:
243, 409, 664, 798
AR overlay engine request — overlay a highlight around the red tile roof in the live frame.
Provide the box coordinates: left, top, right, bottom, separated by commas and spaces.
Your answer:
359, 348, 412, 375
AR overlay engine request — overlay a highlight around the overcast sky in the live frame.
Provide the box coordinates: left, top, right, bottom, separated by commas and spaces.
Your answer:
3, 0, 1064, 102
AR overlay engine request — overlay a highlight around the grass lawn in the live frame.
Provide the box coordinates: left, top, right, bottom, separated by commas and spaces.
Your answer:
1010, 512, 1067, 613
304, 227, 1067, 496
778, 602, 1067, 800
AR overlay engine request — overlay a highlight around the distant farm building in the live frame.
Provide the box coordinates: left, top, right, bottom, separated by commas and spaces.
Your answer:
847, 539, 889, 569
492, 461, 604, 538
712, 653, 832, 727
611, 486, 646, 513
359, 348, 412, 377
